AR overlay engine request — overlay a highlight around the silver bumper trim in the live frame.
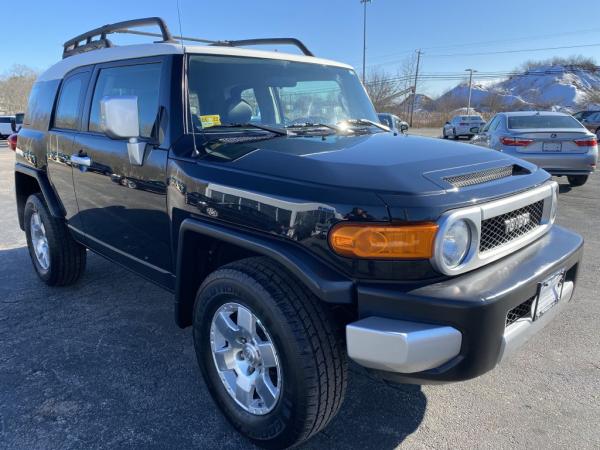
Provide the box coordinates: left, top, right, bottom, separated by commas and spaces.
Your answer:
346, 317, 462, 374
498, 280, 574, 363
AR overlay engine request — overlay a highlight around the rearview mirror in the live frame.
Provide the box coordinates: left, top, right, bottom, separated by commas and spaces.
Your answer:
100, 96, 146, 166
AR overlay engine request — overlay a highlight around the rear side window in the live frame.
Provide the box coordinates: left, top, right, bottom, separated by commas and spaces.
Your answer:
507, 115, 583, 129
24, 80, 61, 130
89, 63, 162, 138
0, 117, 11, 123
54, 74, 87, 130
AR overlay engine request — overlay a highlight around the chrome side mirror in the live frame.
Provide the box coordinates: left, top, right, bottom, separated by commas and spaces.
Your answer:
100, 96, 146, 166
400, 123, 409, 133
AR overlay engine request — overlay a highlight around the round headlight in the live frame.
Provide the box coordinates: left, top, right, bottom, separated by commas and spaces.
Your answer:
442, 220, 471, 268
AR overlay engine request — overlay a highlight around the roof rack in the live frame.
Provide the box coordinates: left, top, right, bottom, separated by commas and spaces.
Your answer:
211, 38, 314, 57
62, 17, 176, 59
118, 30, 315, 57
64, 18, 315, 58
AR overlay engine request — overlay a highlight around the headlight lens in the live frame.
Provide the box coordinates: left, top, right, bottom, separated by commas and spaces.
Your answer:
442, 220, 471, 268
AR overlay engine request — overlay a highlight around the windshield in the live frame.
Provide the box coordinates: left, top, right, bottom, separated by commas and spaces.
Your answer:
508, 115, 584, 129
187, 55, 378, 132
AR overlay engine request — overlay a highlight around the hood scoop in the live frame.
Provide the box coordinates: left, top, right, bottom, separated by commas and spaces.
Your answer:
444, 165, 515, 188
424, 160, 533, 190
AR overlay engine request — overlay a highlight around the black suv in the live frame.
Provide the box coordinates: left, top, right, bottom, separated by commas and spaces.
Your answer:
14, 18, 583, 449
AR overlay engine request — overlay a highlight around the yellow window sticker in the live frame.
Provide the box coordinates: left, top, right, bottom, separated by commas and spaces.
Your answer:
200, 115, 221, 128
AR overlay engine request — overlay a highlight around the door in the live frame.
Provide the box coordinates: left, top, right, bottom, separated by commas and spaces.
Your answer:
47, 68, 91, 231
72, 58, 173, 285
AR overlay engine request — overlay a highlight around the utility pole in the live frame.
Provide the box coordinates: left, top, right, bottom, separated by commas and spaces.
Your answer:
361, 0, 371, 83
409, 49, 422, 127
465, 68, 478, 115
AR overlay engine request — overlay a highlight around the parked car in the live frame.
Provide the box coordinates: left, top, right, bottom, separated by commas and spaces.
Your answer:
472, 111, 597, 187
377, 112, 408, 133
15, 18, 583, 449
7, 133, 18, 151
443, 114, 486, 139
0, 115, 15, 139
573, 110, 600, 138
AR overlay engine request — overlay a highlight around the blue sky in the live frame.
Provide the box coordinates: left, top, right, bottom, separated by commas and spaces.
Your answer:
4, 0, 600, 97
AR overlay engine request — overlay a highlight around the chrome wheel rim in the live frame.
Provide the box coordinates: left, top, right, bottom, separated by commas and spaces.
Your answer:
210, 302, 282, 415
30, 212, 50, 270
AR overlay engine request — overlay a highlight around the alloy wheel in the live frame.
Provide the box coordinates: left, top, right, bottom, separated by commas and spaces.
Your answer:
210, 302, 282, 415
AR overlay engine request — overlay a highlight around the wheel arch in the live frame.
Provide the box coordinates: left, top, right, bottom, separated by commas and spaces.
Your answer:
15, 164, 65, 230
174, 218, 354, 328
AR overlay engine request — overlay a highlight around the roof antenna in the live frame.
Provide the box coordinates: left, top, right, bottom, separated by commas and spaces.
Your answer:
177, 0, 200, 157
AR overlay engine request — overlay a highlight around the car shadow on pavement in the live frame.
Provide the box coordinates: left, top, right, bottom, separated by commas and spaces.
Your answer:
0, 246, 426, 450
302, 367, 426, 449
558, 183, 572, 194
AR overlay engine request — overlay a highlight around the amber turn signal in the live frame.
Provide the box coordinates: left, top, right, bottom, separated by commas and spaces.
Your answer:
328, 223, 439, 259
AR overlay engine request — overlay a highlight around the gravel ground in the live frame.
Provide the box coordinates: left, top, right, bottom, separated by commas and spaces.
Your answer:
0, 139, 598, 449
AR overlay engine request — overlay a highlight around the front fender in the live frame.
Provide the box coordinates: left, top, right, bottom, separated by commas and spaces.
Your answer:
174, 218, 354, 327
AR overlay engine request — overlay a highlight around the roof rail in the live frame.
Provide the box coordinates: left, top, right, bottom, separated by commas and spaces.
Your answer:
108, 30, 315, 57
62, 17, 176, 59
210, 38, 314, 57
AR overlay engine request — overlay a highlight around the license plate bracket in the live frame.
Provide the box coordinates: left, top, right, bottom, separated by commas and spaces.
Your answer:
542, 142, 562, 152
533, 270, 565, 320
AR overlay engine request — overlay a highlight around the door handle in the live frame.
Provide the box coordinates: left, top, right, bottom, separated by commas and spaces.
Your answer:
71, 154, 91, 167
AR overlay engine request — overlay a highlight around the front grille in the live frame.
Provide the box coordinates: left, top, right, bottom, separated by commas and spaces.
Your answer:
444, 165, 515, 188
506, 296, 535, 327
480, 200, 544, 252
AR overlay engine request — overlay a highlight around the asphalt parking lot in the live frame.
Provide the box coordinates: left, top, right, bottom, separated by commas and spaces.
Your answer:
0, 138, 599, 449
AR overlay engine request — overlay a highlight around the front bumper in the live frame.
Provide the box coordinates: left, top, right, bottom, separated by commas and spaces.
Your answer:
346, 225, 583, 384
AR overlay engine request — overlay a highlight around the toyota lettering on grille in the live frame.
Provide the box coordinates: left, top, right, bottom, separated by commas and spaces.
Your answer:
504, 212, 531, 234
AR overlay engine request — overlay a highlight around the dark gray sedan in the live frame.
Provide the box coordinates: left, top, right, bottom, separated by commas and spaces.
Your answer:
472, 111, 598, 186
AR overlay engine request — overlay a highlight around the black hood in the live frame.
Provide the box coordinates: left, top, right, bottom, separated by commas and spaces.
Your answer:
226, 133, 545, 195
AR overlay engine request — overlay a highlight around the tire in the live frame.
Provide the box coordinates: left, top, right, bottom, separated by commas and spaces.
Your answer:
442, 129, 448, 139
24, 193, 86, 285
193, 257, 347, 449
567, 175, 589, 187
452, 128, 458, 139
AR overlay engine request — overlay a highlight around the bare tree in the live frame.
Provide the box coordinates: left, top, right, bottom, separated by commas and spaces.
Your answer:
0, 65, 38, 114
364, 69, 407, 112
480, 92, 507, 114
364, 54, 418, 116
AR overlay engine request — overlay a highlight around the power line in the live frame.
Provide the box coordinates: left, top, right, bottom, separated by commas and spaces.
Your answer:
351, 26, 600, 66
362, 66, 600, 87
427, 43, 600, 58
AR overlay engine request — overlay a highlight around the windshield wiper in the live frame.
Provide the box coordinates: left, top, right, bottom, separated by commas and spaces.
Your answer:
206, 122, 288, 136
285, 122, 339, 131
340, 118, 389, 132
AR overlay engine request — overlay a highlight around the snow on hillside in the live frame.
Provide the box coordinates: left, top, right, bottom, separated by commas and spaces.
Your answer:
436, 65, 600, 111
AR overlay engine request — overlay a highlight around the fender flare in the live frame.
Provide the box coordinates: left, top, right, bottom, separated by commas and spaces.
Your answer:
174, 218, 354, 327
14, 163, 65, 226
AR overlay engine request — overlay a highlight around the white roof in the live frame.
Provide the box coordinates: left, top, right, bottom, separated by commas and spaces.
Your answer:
37, 42, 352, 82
